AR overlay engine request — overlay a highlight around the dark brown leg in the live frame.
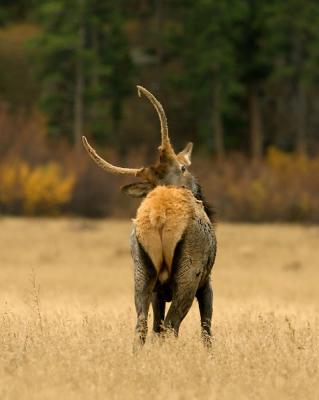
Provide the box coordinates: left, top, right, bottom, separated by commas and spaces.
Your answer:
196, 280, 213, 347
152, 292, 166, 333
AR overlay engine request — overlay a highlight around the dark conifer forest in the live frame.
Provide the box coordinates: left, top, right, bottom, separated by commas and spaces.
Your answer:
1, 1, 319, 220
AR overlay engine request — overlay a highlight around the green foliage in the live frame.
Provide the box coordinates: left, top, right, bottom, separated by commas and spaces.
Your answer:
32, 0, 133, 144
1, 0, 319, 156
0, 0, 31, 26
0, 25, 39, 109
2, 0, 319, 220
167, 0, 240, 147
265, 0, 319, 83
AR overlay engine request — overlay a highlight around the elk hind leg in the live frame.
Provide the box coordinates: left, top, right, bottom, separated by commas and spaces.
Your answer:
163, 264, 200, 336
196, 280, 213, 347
134, 275, 156, 350
163, 286, 197, 336
152, 292, 166, 333
133, 241, 157, 350
162, 238, 201, 335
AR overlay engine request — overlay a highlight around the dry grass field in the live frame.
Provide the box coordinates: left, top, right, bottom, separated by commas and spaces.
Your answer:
0, 218, 318, 400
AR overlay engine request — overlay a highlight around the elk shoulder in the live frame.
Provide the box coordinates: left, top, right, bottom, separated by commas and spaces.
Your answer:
134, 186, 209, 282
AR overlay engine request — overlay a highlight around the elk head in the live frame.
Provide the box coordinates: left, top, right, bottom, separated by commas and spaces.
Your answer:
82, 85, 197, 198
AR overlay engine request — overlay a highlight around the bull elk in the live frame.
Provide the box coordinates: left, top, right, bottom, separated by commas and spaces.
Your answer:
82, 86, 217, 348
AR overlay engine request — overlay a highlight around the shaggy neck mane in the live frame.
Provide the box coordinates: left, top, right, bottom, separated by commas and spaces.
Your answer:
194, 183, 216, 223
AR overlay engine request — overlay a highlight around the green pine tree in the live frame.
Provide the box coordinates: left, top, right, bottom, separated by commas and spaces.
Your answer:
34, 0, 133, 150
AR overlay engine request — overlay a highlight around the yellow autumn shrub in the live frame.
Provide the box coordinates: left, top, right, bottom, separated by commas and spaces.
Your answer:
265, 147, 319, 219
267, 146, 318, 174
23, 163, 75, 214
0, 160, 29, 205
249, 178, 266, 218
0, 160, 75, 215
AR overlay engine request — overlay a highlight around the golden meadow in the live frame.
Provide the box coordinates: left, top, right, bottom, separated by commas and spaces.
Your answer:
0, 219, 318, 399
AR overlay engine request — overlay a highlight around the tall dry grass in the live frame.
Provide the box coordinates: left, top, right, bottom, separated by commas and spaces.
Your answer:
0, 218, 318, 399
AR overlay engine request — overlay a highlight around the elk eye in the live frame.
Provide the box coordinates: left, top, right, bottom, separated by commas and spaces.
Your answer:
181, 165, 186, 173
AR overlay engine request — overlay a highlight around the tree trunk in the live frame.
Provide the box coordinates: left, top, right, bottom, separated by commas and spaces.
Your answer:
74, 0, 85, 157
155, 0, 163, 93
295, 83, 307, 155
212, 77, 225, 160
90, 22, 100, 124
248, 84, 263, 160
292, 32, 307, 156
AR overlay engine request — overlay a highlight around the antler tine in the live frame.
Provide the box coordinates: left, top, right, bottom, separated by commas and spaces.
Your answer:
82, 136, 144, 177
137, 85, 175, 156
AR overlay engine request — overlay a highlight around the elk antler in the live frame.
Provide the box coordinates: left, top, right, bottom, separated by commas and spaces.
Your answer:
137, 85, 176, 158
82, 136, 145, 177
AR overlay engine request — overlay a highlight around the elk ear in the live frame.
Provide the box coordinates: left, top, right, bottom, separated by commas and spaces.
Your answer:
177, 142, 193, 166
121, 182, 154, 198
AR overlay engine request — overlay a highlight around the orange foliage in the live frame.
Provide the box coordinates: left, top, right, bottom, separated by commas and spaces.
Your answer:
200, 148, 319, 222
0, 116, 319, 221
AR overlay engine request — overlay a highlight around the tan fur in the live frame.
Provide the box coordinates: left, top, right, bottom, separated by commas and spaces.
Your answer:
135, 186, 208, 282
